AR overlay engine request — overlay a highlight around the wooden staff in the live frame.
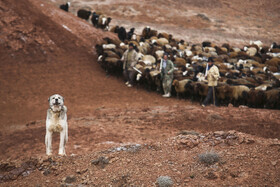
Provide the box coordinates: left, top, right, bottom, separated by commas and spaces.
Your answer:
212, 86, 216, 106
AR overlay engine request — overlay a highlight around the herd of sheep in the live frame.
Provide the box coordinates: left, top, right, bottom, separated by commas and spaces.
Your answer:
59, 2, 280, 109
96, 26, 280, 109
60, 2, 111, 30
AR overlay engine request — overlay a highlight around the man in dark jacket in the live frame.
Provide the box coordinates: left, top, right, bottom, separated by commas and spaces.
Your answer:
122, 43, 138, 87
160, 53, 174, 97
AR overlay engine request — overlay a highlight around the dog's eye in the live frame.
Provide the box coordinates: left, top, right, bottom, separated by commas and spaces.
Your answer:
58, 97, 61, 99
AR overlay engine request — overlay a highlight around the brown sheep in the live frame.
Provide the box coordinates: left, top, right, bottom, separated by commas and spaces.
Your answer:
271, 48, 280, 53
103, 37, 121, 46
172, 79, 191, 98
222, 43, 231, 51
247, 90, 266, 108
265, 89, 280, 109
228, 85, 250, 105
174, 57, 186, 67
265, 58, 280, 67
158, 32, 172, 40
104, 50, 121, 59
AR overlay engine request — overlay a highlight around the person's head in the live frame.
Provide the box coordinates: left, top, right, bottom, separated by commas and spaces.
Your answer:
207, 57, 214, 65
163, 53, 168, 60
129, 43, 134, 50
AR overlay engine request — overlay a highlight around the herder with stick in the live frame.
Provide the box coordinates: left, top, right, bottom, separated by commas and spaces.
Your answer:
202, 57, 220, 107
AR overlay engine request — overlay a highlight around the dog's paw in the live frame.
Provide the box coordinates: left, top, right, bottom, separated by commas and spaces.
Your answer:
58, 153, 66, 156
46, 153, 52, 156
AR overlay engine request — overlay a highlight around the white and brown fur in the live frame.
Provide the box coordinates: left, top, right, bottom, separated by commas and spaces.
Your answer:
45, 94, 68, 156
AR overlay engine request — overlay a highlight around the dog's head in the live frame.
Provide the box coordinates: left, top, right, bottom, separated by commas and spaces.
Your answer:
48, 94, 64, 112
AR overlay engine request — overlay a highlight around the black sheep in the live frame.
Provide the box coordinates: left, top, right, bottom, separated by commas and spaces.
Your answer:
77, 9, 92, 21
117, 27, 127, 42
60, 2, 70, 12
91, 12, 100, 27
202, 41, 211, 48
271, 42, 280, 49
127, 28, 135, 40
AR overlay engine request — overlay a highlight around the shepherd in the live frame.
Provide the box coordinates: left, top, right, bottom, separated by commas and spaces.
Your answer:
202, 57, 220, 107
122, 43, 138, 87
160, 53, 174, 98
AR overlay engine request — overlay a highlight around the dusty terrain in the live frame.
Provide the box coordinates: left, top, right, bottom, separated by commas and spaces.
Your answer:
0, 0, 280, 186
57, 0, 280, 46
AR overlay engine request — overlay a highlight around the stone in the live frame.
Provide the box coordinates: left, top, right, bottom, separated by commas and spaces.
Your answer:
271, 161, 277, 166
91, 157, 109, 169
156, 176, 173, 187
64, 175, 76, 184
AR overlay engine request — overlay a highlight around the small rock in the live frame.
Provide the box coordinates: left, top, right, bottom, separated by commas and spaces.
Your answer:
239, 105, 248, 109
228, 103, 233, 107
156, 176, 173, 187
91, 157, 109, 169
205, 171, 218, 180
271, 161, 277, 166
64, 175, 76, 184
43, 169, 51, 176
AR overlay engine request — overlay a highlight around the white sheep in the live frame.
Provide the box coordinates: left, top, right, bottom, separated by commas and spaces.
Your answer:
156, 38, 169, 46
246, 47, 257, 56
250, 40, 263, 49
102, 44, 116, 50
140, 55, 156, 65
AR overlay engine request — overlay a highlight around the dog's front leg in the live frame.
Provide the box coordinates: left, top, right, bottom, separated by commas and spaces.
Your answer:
59, 130, 66, 156
46, 131, 53, 156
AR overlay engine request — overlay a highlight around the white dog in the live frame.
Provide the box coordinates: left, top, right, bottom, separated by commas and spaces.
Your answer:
45, 94, 68, 156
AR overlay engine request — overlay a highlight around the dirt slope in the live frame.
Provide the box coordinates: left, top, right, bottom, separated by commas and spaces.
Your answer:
59, 0, 280, 46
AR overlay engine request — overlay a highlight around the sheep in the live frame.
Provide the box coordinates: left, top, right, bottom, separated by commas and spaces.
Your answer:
158, 32, 172, 40
204, 47, 216, 53
102, 57, 122, 74
246, 47, 257, 56
255, 83, 272, 91
202, 41, 211, 47
141, 69, 162, 92
230, 85, 250, 106
196, 82, 209, 102
247, 90, 266, 108
103, 37, 122, 47
266, 52, 280, 58
127, 28, 135, 40
271, 42, 280, 50
60, 2, 70, 12
174, 57, 186, 67
102, 44, 116, 50
91, 12, 100, 27
115, 27, 127, 41
139, 55, 156, 66
104, 50, 121, 59
216, 84, 232, 104
265, 89, 280, 109
155, 50, 164, 60
265, 58, 280, 67
98, 15, 112, 30
172, 79, 192, 98
142, 27, 158, 39
250, 40, 263, 49
155, 38, 169, 46
222, 43, 230, 51
77, 9, 92, 21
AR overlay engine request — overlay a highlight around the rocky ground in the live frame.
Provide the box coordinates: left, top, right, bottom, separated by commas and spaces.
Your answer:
0, 0, 280, 186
